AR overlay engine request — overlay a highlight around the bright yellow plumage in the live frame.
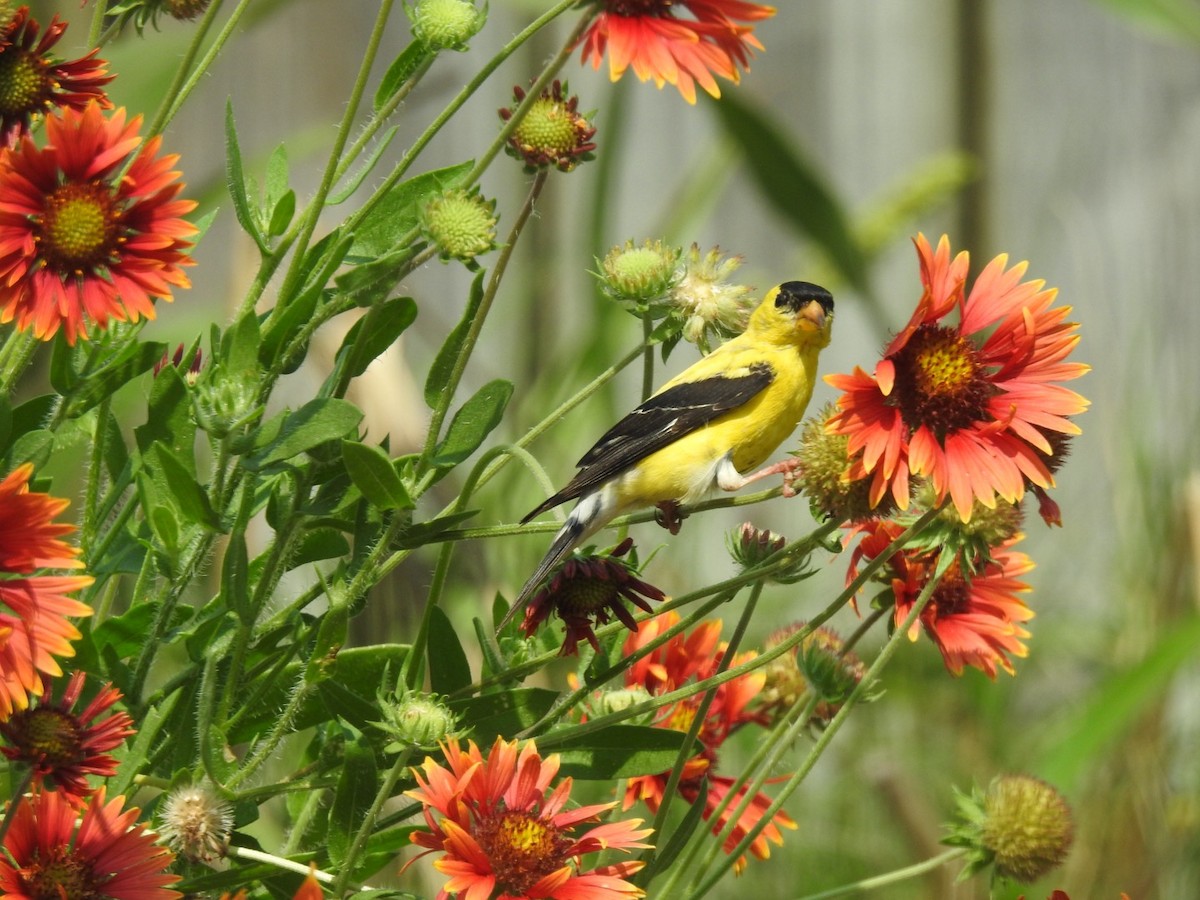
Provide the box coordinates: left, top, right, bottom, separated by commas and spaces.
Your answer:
502, 281, 834, 631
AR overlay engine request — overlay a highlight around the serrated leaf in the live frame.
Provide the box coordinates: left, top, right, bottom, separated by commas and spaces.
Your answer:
432, 379, 513, 467
428, 607, 471, 695
424, 270, 484, 409
538, 726, 686, 779
375, 42, 433, 111
348, 161, 472, 260
327, 743, 380, 866
711, 93, 869, 295
342, 440, 413, 510
338, 296, 418, 379
245, 399, 363, 470
224, 101, 267, 253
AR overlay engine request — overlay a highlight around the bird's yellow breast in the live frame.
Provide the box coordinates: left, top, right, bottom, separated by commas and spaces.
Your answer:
615, 340, 821, 508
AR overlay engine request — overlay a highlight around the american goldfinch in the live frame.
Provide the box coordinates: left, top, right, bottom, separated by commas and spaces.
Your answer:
501, 281, 834, 632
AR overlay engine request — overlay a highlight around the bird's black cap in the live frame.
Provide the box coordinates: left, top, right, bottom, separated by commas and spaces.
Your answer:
775, 281, 834, 315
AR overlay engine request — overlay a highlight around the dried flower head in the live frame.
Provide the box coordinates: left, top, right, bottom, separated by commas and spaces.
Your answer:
407, 0, 485, 50
945, 775, 1074, 884
158, 782, 234, 863
0, 8, 113, 143
0, 670, 134, 799
500, 80, 596, 173
162, 0, 212, 19
420, 187, 497, 262
521, 538, 666, 656
669, 244, 755, 353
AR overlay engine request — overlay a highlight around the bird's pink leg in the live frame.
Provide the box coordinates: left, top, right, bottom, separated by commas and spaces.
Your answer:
716, 457, 804, 497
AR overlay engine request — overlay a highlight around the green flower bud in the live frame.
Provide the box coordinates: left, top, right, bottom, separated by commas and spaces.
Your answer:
375, 690, 458, 751
598, 238, 682, 309
420, 188, 497, 262
407, 0, 485, 51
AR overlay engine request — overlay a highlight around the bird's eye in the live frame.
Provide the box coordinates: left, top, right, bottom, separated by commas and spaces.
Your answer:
776, 281, 834, 313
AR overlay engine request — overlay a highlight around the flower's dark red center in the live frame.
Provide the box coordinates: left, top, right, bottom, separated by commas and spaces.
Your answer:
890, 324, 992, 437
931, 571, 971, 618
0, 46, 50, 117
555, 572, 619, 616
34, 182, 122, 275
5, 707, 84, 767
18, 846, 107, 900
607, 0, 675, 16
476, 809, 570, 895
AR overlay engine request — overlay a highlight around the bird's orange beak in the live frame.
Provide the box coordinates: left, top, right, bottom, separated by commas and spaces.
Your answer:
799, 298, 827, 332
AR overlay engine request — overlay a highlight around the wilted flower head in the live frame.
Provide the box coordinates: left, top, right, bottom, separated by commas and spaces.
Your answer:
0, 7, 114, 144
158, 782, 234, 863
598, 238, 682, 309
826, 234, 1088, 522
500, 80, 596, 173
669, 244, 754, 353
407, 0, 485, 50
0, 104, 197, 344
579, 0, 777, 104
162, 0, 212, 19
521, 538, 666, 656
404, 736, 652, 899
0, 787, 182, 900
0, 670, 134, 799
945, 775, 1074, 884
419, 186, 497, 262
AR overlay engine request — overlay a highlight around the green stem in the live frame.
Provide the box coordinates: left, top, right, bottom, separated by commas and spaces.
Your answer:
792, 849, 966, 900
330, 748, 415, 896
275, 0, 396, 310
86, 0, 108, 48
81, 395, 111, 551
641, 312, 655, 400
145, 0, 228, 138
415, 169, 549, 484
685, 554, 949, 898
0, 768, 33, 844
643, 582, 763, 871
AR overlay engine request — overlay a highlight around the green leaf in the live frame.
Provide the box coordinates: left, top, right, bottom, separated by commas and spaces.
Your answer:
375, 42, 433, 111
224, 101, 267, 253
328, 126, 399, 206
5, 430, 54, 471
245, 399, 363, 470
711, 92, 869, 295
342, 440, 413, 510
446, 688, 558, 744
153, 444, 222, 530
537, 726, 686, 779
223, 309, 264, 377
394, 508, 478, 549
266, 189, 296, 238
428, 607, 471, 695
327, 743, 380, 866
0, 395, 11, 455
221, 533, 250, 622
135, 365, 196, 466
291, 527, 351, 567
259, 232, 352, 370
432, 379, 513, 467
348, 161, 472, 260
424, 270, 484, 409
53, 340, 166, 417
108, 691, 181, 798
264, 143, 290, 213
337, 296, 418, 379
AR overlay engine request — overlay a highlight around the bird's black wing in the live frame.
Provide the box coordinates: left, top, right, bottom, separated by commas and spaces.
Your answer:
521, 362, 774, 522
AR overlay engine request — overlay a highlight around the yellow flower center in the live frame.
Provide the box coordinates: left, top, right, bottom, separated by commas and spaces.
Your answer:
36, 182, 122, 274
514, 98, 580, 159
477, 809, 570, 895
891, 324, 992, 437
0, 47, 49, 118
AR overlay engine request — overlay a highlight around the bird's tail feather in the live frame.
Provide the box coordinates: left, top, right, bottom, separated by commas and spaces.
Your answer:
498, 491, 611, 633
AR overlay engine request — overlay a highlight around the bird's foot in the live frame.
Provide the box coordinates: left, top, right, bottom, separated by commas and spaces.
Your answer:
737, 457, 805, 497
655, 500, 686, 535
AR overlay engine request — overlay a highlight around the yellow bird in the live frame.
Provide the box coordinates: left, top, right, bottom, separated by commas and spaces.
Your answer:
501, 281, 834, 632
